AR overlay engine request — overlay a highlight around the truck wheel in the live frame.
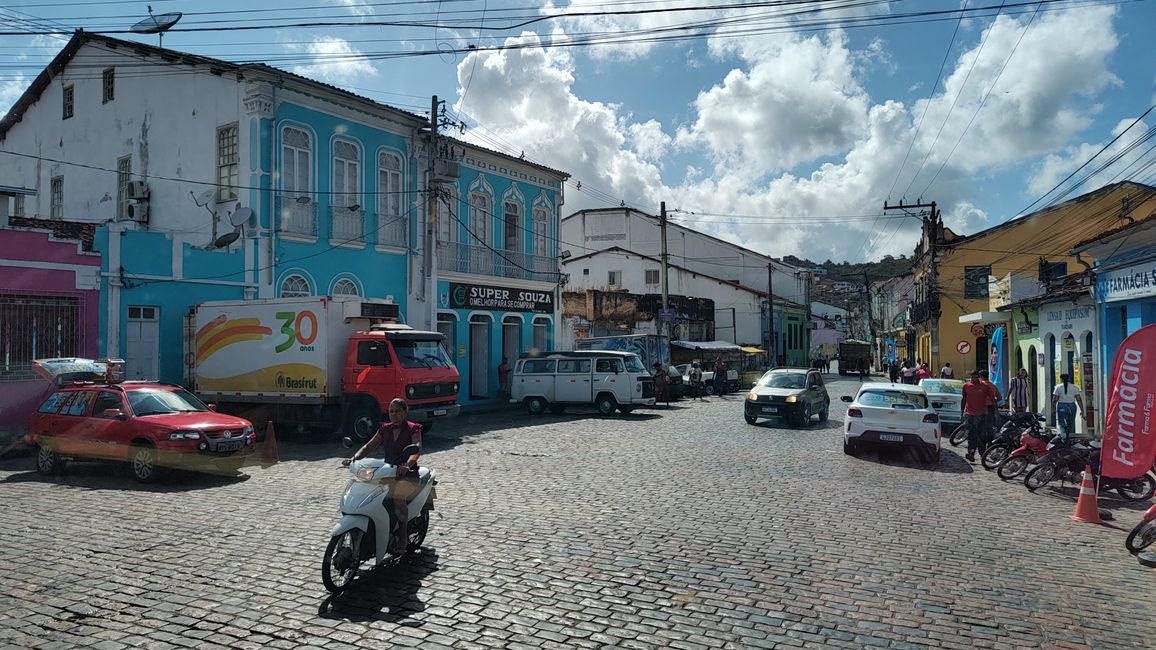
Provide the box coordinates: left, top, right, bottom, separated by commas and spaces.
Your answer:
346, 404, 380, 441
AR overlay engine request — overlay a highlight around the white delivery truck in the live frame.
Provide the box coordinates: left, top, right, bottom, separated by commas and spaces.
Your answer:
192, 296, 460, 438
510, 350, 656, 415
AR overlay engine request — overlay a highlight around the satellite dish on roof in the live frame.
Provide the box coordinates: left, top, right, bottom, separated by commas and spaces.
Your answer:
130, 6, 182, 47
229, 207, 253, 228
191, 188, 215, 207
212, 231, 240, 248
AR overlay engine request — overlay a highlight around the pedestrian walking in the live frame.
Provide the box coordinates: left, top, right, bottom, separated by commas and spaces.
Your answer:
1052, 373, 1084, 438
1009, 367, 1030, 414
653, 362, 671, 407
900, 360, 916, 385
916, 363, 931, 382
939, 362, 954, 379
979, 369, 1002, 450
689, 362, 705, 401
960, 370, 989, 462
858, 357, 869, 380
889, 361, 900, 383
497, 357, 510, 398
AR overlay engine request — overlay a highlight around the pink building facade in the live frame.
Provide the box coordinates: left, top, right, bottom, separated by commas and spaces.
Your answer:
0, 219, 100, 447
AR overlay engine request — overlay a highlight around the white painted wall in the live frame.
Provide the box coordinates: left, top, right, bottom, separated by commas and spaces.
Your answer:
563, 249, 766, 345
1, 43, 251, 237
561, 208, 808, 304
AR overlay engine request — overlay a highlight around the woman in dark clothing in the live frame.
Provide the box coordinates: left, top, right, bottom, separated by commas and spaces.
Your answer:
344, 398, 422, 554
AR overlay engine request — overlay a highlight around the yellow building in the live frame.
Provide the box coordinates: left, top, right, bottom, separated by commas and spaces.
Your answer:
909, 181, 1156, 376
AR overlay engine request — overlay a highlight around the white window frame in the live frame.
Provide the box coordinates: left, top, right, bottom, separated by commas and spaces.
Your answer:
437, 186, 458, 243
332, 278, 359, 297
62, 85, 74, 119
377, 150, 404, 244
332, 139, 361, 208
116, 156, 131, 221
13, 195, 24, 217
533, 206, 548, 257
50, 176, 63, 219
217, 123, 239, 203
282, 126, 313, 199
608, 270, 622, 287
503, 201, 521, 252
644, 269, 660, 284
281, 274, 311, 297
469, 192, 490, 245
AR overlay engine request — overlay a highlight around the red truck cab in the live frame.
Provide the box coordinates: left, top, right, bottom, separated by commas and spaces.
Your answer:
342, 324, 461, 439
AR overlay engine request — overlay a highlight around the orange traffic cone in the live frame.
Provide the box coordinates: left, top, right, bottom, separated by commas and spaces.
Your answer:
1070, 465, 1103, 524
260, 420, 279, 468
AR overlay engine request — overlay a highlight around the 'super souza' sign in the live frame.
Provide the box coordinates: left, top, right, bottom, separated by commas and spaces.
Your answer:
449, 282, 553, 313
1101, 324, 1156, 479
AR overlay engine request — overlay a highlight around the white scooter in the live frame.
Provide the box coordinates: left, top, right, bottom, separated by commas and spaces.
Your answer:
322, 440, 438, 594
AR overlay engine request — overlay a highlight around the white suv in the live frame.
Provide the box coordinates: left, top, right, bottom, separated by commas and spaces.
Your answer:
841, 382, 941, 464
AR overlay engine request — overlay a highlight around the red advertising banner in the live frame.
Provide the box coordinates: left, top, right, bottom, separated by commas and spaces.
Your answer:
1101, 324, 1156, 479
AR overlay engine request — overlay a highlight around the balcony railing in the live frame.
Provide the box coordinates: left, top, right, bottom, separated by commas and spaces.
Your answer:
377, 214, 408, 248
438, 241, 558, 282
277, 196, 317, 237
330, 206, 364, 242
911, 299, 939, 323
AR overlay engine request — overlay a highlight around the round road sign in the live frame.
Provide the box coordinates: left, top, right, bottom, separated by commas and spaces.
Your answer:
956, 340, 972, 355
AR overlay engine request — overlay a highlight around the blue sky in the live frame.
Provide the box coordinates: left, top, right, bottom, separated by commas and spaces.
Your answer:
2, 0, 1154, 263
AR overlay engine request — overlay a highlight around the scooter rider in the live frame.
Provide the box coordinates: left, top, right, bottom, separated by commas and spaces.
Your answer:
343, 398, 422, 555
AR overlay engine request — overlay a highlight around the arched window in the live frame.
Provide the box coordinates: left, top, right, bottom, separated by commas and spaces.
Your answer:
332, 140, 361, 208
282, 127, 312, 198
332, 278, 359, 297
533, 206, 548, 258
469, 192, 490, 245
377, 150, 405, 246
503, 200, 520, 252
281, 274, 311, 297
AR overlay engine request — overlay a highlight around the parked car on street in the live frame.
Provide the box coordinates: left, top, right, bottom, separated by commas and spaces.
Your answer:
511, 350, 655, 415
918, 378, 964, 433
26, 376, 256, 482
676, 363, 716, 395
744, 368, 830, 427
841, 382, 940, 464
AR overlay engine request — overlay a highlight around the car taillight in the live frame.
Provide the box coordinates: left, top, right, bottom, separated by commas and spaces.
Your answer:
847, 408, 863, 418
923, 413, 939, 423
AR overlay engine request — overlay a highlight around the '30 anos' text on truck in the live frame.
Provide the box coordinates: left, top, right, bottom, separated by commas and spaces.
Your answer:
193, 297, 460, 439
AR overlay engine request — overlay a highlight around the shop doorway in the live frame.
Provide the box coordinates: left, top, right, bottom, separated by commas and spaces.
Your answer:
974, 336, 988, 374
469, 315, 491, 399
502, 315, 522, 366
1045, 334, 1056, 425
1027, 345, 1038, 414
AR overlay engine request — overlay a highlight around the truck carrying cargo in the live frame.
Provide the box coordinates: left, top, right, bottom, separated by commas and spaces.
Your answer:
193, 297, 460, 439
837, 339, 872, 375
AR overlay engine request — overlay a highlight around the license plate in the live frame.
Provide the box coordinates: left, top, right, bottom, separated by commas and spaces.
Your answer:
218, 441, 242, 452
879, 433, 904, 442
761, 407, 778, 413
433, 409, 447, 416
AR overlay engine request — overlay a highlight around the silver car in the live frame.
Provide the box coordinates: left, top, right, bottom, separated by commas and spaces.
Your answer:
918, 378, 964, 433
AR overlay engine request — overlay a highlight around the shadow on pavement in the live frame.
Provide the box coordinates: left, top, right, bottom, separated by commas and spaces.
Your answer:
317, 547, 440, 623
0, 460, 252, 492
851, 446, 975, 474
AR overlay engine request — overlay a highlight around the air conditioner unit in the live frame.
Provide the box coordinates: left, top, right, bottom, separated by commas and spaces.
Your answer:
126, 180, 150, 200
433, 158, 460, 181
125, 200, 149, 223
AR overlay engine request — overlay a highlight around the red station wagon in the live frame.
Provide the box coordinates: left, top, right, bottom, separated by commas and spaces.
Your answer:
26, 380, 256, 482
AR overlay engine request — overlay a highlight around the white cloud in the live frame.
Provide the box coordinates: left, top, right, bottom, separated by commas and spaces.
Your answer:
0, 72, 28, 116
289, 37, 378, 87
1027, 116, 1152, 199
334, 0, 375, 19
452, 5, 1124, 262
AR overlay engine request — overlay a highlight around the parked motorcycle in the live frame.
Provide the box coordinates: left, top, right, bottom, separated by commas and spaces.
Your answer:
981, 413, 1046, 470
949, 407, 1012, 447
1024, 442, 1156, 501
1126, 503, 1156, 554
322, 441, 438, 594
995, 425, 1055, 480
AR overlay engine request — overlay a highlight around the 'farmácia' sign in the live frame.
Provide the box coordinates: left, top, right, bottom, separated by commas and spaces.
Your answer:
449, 282, 554, 313
1098, 262, 1156, 303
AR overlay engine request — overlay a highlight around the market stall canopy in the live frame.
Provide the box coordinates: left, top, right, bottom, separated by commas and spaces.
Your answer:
740, 346, 766, 354
672, 340, 742, 351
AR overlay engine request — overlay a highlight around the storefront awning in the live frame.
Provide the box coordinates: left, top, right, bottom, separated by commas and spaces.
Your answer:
740, 346, 766, 354
671, 340, 742, 352
959, 311, 1011, 324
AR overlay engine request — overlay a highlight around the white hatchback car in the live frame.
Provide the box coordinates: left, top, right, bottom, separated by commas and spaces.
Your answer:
841, 382, 941, 464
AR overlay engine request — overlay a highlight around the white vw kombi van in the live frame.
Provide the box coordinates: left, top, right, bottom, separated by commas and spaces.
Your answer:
511, 350, 656, 415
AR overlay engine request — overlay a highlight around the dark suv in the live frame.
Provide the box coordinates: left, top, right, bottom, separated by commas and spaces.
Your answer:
744, 368, 830, 427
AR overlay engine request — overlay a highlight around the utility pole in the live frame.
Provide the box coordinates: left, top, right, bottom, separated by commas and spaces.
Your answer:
660, 201, 669, 341
767, 261, 775, 367
426, 95, 439, 330
883, 199, 938, 365
864, 270, 876, 369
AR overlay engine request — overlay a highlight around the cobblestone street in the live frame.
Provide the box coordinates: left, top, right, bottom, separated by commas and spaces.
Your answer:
2, 374, 1155, 649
